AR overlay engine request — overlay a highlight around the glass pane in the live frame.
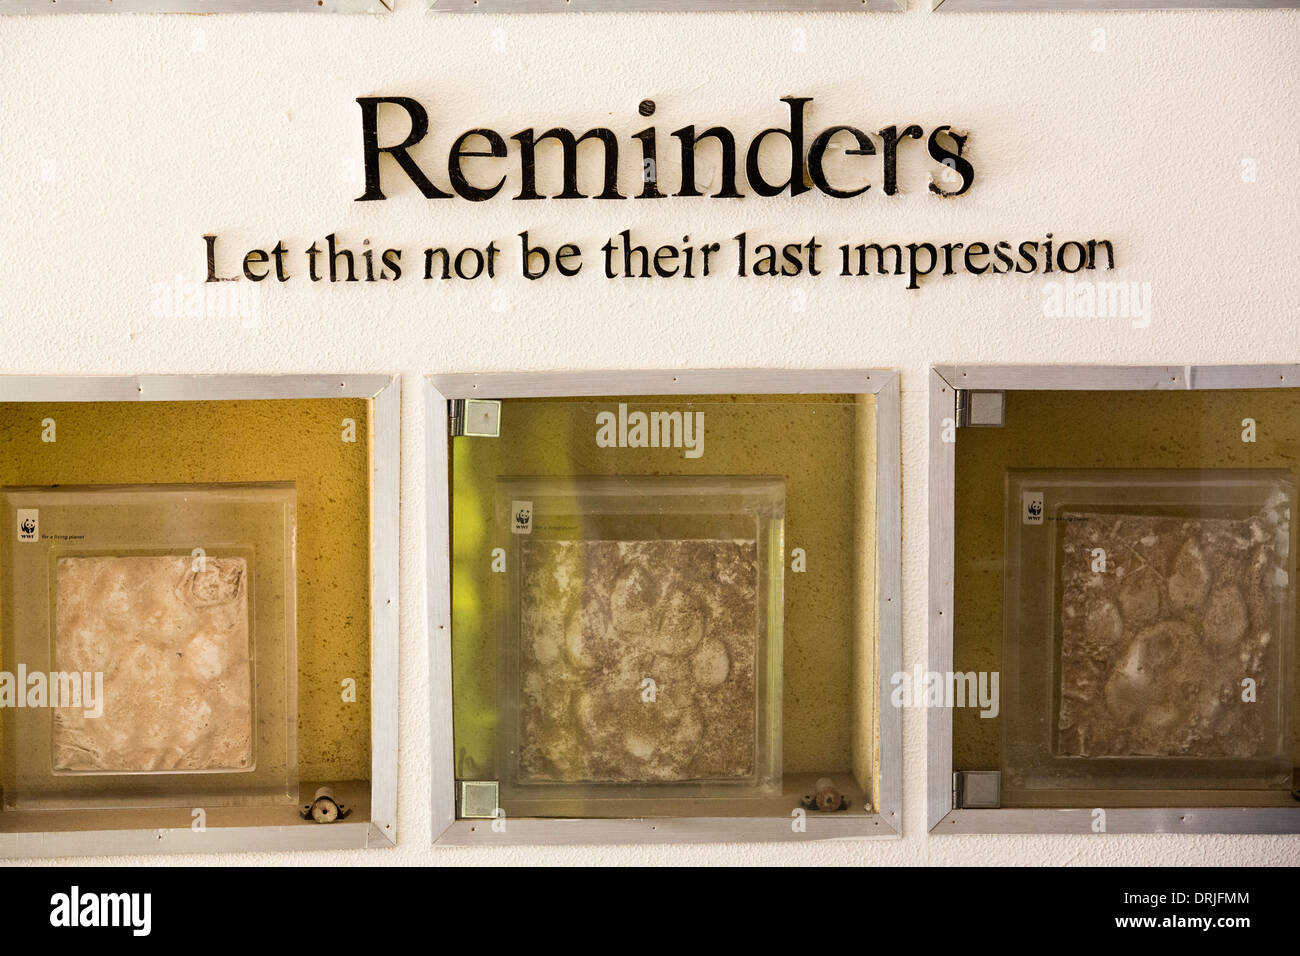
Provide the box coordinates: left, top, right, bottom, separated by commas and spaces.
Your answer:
2, 484, 297, 810
954, 388, 1298, 807
450, 393, 879, 820
0, 398, 373, 825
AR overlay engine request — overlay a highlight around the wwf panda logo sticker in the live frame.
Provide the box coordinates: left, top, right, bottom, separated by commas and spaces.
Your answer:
17, 509, 38, 542
1022, 491, 1044, 526
511, 500, 533, 535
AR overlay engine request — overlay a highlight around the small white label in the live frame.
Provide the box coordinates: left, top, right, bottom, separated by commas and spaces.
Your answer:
511, 500, 533, 535
1023, 490, 1044, 526
17, 509, 38, 542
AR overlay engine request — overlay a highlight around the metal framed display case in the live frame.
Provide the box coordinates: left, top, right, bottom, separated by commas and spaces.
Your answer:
430, 1, 904, 12
428, 369, 901, 844
934, 0, 1294, 11
930, 364, 1300, 834
0, 375, 398, 858
0, 0, 389, 13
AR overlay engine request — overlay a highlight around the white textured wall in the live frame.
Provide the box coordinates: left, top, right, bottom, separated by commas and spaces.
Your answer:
1, 2, 1298, 866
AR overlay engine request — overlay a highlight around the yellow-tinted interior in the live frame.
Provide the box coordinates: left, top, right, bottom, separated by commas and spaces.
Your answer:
0, 399, 373, 807
954, 388, 1300, 805
450, 393, 880, 816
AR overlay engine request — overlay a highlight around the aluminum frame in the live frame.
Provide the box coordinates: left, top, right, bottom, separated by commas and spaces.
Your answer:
430, 0, 905, 12
0, 374, 400, 858
929, 363, 1300, 835
933, 0, 1294, 10
428, 368, 902, 845
0, 0, 388, 13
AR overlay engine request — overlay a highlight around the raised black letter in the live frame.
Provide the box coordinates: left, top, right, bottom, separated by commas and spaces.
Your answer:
356, 96, 450, 202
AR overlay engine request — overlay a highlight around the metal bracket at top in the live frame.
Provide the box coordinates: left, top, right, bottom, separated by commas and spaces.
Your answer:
955, 389, 1005, 428
450, 399, 502, 438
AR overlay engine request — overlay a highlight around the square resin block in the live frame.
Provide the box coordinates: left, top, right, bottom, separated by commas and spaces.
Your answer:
497, 475, 784, 805
1, 483, 296, 810
1003, 470, 1295, 793
1058, 511, 1287, 760
52, 555, 253, 775
517, 538, 758, 784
